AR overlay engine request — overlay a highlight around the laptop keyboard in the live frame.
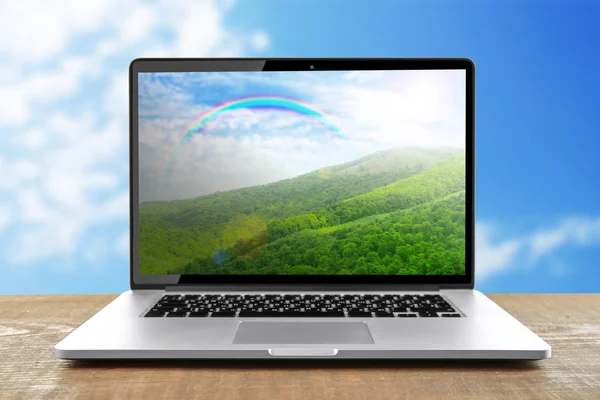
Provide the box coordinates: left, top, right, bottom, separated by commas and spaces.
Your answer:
144, 294, 461, 318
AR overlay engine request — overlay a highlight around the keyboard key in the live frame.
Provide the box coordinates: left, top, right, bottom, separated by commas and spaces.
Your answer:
149, 307, 170, 313
239, 310, 345, 318
144, 311, 165, 317
162, 295, 182, 301
158, 302, 187, 308
188, 311, 209, 317
441, 314, 462, 318
302, 311, 345, 318
348, 310, 373, 318
410, 307, 437, 313
211, 310, 236, 317
375, 311, 394, 318
396, 314, 417, 318
166, 312, 187, 318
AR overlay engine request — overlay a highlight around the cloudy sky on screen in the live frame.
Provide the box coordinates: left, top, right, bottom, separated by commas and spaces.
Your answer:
138, 70, 465, 201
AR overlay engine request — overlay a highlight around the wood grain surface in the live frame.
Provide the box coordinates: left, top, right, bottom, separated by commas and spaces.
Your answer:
0, 294, 599, 399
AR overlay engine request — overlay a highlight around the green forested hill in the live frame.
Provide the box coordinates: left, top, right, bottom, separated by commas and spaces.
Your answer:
267, 155, 465, 239
183, 191, 466, 275
139, 147, 465, 274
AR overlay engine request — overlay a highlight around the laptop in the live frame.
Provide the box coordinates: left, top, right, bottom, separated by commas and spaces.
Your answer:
55, 58, 550, 360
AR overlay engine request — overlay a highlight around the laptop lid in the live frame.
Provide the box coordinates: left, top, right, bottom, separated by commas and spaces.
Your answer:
129, 58, 474, 290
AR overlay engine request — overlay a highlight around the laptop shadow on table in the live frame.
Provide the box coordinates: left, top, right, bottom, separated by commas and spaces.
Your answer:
62, 359, 541, 371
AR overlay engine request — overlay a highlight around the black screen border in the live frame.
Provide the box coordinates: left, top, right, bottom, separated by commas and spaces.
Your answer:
129, 58, 475, 290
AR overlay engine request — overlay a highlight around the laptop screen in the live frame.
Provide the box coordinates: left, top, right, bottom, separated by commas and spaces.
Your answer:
137, 69, 466, 276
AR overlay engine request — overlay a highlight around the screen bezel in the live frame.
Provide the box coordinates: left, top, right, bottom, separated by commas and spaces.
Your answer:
129, 58, 475, 290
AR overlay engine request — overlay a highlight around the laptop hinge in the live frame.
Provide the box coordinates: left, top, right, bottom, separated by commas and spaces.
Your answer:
165, 285, 441, 292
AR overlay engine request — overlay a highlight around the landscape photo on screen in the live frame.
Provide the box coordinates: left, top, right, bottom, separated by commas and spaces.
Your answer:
138, 70, 466, 275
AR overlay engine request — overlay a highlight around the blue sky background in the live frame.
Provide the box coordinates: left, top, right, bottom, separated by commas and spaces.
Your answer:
0, 0, 598, 294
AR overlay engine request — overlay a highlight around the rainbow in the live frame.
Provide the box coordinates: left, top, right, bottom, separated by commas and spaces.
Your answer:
161, 95, 348, 180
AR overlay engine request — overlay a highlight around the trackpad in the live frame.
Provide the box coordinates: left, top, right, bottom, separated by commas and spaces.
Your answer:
233, 321, 374, 344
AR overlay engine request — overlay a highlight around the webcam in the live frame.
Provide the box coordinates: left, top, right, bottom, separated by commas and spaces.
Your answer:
309, 65, 314, 70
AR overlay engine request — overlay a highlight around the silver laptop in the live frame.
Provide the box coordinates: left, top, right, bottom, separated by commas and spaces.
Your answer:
55, 58, 550, 360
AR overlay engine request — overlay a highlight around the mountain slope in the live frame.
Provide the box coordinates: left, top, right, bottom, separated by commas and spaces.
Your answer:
139, 147, 463, 274
329, 146, 462, 176
267, 154, 465, 240
182, 191, 466, 275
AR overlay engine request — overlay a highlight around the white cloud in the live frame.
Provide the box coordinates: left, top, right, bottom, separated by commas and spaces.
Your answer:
0, 204, 11, 233
12, 188, 82, 262
0, 9, 122, 126
0, 0, 269, 266
116, 231, 130, 256
530, 217, 600, 258
0, 0, 115, 63
171, 1, 229, 56
250, 31, 270, 51
101, 192, 130, 219
0, 157, 41, 191
475, 223, 523, 281
116, 4, 157, 46
20, 129, 48, 150
311, 70, 466, 148
476, 216, 600, 282
0, 88, 29, 125
83, 238, 109, 263
104, 72, 131, 121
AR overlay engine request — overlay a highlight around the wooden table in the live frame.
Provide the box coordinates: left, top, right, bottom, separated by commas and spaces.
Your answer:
1, 294, 599, 399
